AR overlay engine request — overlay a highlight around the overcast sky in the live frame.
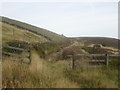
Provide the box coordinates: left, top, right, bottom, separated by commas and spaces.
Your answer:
1, 2, 118, 38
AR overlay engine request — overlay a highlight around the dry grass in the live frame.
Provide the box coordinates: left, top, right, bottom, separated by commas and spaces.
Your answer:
2, 51, 78, 88
2, 51, 119, 88
2, 22, 48, 44
64, 66, 118, 88
0, 62, 2, 89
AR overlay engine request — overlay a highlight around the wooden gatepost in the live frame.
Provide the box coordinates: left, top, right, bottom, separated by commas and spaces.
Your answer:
71, 54, 75, 69
105, 53, 109, 67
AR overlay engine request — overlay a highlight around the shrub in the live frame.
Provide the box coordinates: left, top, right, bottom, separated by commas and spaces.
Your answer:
93, 44, 102, 48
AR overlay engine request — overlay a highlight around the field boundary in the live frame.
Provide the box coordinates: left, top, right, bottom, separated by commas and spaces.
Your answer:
2, 44, 32, 64
69, 54, 120, 69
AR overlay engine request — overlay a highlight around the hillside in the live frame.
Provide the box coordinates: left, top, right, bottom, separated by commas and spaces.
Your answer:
69, 37, 119, 49
2, 22, 49, 44
1, 16, 119, 88
1, 16, 119, 49
1, 16, 66, 42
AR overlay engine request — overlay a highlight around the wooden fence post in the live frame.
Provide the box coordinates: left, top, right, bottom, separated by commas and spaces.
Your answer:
105, 53, 109, 66
72, 54, 75, 69
28, 48, 32, 64
13, 29, 15, 40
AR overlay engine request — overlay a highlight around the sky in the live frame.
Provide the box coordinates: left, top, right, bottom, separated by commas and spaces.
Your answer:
1, 1, 118, 39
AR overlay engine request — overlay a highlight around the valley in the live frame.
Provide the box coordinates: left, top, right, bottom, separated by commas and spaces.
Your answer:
1, 16, 120, 88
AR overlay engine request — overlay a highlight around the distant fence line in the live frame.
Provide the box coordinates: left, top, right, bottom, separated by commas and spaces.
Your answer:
68, 53, 120, 69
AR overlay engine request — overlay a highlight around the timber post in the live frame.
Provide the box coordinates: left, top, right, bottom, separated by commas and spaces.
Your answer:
105, 53, 109, 66
13, 29, 15, 40
72, 54, 75, 69
28, 48, 32, 64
